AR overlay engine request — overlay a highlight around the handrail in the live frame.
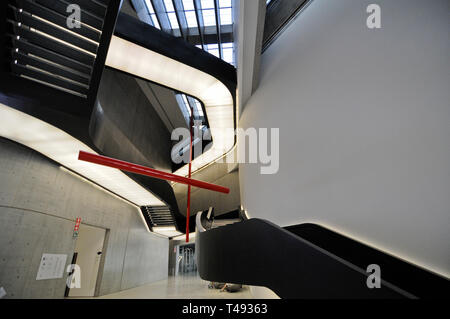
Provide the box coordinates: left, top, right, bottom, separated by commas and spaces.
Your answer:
196, 219, 450, 298
196, 210, 206, 233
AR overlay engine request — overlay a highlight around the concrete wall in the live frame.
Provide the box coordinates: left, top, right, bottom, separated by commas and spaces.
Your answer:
93, 68, 173, 172
121, 1, 139, 19
0, 138, 169, 298
239, 0, 450, 277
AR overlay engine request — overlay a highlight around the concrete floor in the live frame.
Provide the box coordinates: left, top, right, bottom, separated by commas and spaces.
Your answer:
96, 273, 253, 299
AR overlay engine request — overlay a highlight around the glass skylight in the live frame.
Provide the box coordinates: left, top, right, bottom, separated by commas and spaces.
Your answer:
193, 99, 204, 117
140, 0, 236, 66
218, 0, 232, 25
182, 0, 195, 11
163, 0, 180, 30
220, 0, 231, 6
219, 8, 232, 25
144, 0, 161, 29
177, 94, 205, 126
167, 12, 179, 29
222, 42, 234, 64
206, 44, 219, 58
202, 9, 216, 26
163, 0, 175, 11
200, 0, 215, 9
185, 10, 198, 28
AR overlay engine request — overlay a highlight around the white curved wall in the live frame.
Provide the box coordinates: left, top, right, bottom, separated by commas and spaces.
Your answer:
239, 0, 450, 277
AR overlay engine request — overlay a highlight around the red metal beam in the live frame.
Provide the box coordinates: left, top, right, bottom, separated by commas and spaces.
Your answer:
78, 151, 230, 194
186, 104, 194, 242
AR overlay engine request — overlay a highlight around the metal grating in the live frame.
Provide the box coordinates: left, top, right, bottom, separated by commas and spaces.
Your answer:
4, 0, 110, 97
141, 205, 177, 227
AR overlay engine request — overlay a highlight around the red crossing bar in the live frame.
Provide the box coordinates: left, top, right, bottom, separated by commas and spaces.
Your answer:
78, 151, 230, 194
186, 104, 194, 242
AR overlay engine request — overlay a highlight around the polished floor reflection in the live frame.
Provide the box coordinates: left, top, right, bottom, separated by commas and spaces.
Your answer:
97, 273, 253, 299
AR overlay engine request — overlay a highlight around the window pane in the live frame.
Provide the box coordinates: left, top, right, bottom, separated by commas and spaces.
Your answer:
145, 0, 155, 13
202, 9, 216, 26
181, 95, 192, 117
208, 48, 219, 57
182, 0, 195, 11
200, 0, 215, 9
219, 0, 232, 8
195, 101, 204, 116
164, 0, 175, 12
168, 12, 179, 29
151, 14, 161, 29
223, 47, 233, 63
220, 7, 232, 25
185, 11, 198, 28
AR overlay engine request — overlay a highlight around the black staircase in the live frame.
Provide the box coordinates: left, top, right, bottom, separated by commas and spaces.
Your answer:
141, 205, 177, 228
1, 0, 122, 111
196, 212, 450, 299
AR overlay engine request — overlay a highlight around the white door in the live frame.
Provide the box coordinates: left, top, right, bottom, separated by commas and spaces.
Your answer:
68, 224, 106, 297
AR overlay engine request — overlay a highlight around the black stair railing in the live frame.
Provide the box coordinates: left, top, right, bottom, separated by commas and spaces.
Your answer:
195, 211, 450, 299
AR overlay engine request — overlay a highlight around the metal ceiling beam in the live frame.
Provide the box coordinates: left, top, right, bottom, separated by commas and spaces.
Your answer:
173, 0, 189, 41
150, 0, 172, 35
213, 0, 222, 59
186, 31, 232, 45
186, 95, 199, 118
131, 0, 154, 26
193, 0, 205, 49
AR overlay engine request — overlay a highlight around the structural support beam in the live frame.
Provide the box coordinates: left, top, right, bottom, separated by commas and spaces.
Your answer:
173, 0, 189, 41
236, 0, 266, 117
131, 0, 153, 25
186, 102, 194, 242
150, 0, 172, 34
193, 0, 205, 49
86, 0, 122, 107
213, 0, 222, 58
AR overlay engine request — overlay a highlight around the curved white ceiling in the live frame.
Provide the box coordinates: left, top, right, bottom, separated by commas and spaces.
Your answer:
0, 102, 165, 207
105, 36, 235, 177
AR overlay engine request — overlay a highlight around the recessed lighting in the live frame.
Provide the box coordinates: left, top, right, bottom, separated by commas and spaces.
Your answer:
152, 226, 183, 237
0, 103, 165, 209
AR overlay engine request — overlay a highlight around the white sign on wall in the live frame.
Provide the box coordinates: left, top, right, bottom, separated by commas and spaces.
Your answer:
0, 287, 6, 298
36, 254, 68, 280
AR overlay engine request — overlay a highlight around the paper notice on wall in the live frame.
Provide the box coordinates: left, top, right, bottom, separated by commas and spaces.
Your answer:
36, 254, 68, 280
0, 287, 6, 298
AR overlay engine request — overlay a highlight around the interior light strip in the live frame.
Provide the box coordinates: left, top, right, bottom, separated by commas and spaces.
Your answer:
0, 103, 165, 207
105, 36, 235, 177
